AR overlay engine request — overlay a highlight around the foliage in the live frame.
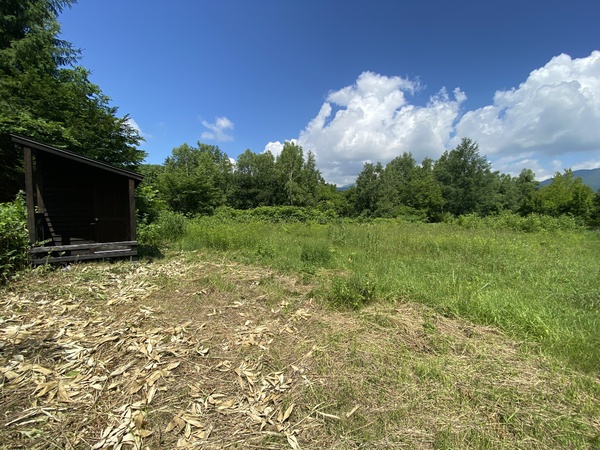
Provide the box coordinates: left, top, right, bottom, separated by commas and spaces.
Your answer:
454, 211, 586, 233
0, 193, 29, 282
533, 169, 595, 221
433, 137, 497, 216
136, 209, 186, 248
172, 217, 600, 374
353, 162, 383, 216
158, 143, 232, 215
0, 0, 144, 202
327, 271, 378, 310
273, 142, 325, 207
135, 164, 166, 224
232, 149, 277, 208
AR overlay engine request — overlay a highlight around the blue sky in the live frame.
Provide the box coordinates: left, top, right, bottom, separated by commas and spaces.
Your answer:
59, 0, 600, 184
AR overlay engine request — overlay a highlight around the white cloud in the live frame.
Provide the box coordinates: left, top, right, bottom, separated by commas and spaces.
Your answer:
297, 71, 465, 185
454, 51, 600, 158
572, 158, 600, 171
263, 139, 297, 158
201, 116, 234, 141
126, 117, 151, 139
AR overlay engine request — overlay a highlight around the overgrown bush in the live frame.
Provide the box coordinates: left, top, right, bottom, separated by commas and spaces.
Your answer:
213, 205, 338, 223
455, 211, 586, 233
137, 210, 187, 248
0, 193, 29, 282
327, 271, 378, 310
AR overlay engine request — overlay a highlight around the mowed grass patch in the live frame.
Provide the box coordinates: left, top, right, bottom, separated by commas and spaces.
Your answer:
175, 218, 600, 374
1, 254, 598, 449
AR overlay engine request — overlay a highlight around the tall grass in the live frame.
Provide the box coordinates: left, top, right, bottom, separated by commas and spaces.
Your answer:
175, 215, 600, 373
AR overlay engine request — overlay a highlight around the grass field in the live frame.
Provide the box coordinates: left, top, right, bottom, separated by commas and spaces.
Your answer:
1, 218, 599, 448
177, 218, 600, 374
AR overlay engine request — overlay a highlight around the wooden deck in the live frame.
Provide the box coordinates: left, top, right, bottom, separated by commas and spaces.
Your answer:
30, 241, 138, 265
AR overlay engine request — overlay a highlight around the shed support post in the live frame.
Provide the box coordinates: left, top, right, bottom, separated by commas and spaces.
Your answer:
128, 178, 136, 241
23, 146, 37, 244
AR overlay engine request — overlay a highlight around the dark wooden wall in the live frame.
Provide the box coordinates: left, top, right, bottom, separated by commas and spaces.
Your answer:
36, 153, 130, 245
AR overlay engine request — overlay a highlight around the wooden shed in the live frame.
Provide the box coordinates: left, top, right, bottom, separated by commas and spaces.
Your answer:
11, 135, 144, 264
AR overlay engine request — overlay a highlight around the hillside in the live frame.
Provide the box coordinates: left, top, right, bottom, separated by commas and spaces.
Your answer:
539, 167, 600, 190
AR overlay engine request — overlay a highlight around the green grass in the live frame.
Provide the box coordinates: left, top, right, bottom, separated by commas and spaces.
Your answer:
174, 217, 600, 374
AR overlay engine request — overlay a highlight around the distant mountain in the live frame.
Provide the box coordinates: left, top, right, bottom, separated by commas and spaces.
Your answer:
336, 184, 355, 192
539, 168, 600, 191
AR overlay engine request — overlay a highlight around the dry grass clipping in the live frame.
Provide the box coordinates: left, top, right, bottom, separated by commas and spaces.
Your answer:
1, 254, 599, 449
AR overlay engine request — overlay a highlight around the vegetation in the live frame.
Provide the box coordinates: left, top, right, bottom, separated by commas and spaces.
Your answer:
1, 250, 598, 449
172, 215, 600, 375
0, 193, 28, 283
0, 0, 144, 202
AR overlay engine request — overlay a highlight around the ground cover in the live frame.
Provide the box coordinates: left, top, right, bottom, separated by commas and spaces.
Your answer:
1, 250, 598, 449
178, 218, 600, 373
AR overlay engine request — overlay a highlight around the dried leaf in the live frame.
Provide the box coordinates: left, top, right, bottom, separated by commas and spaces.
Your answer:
110, 362, 133, 377
182, 415, 204, 428
286, 433, 301, 450
315, 410, 340, 420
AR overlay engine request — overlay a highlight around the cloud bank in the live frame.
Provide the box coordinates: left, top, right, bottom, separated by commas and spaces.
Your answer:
297, 72, 465, 185
287, 52, 600, 185
454, 51, 600, 178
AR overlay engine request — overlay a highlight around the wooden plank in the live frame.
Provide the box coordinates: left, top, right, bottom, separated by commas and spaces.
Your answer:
30, 240, 138, 253
23, 147, 37, 244
31, 250, 138, 265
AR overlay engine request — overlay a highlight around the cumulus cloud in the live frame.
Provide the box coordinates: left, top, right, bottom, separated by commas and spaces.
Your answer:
263, 139, 297, 158
297, 71, 466, 185
201, 116, 234, 141
454, 51, 600, 158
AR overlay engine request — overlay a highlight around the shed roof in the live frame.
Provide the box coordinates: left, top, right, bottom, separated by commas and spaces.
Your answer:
11, 134, 144, 182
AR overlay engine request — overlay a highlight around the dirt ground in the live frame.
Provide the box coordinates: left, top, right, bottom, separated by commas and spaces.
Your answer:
1, 254, 598, 449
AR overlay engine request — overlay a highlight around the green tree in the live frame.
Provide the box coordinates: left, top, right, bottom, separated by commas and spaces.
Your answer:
232, 149, 277, 208
158, 143, 233, 215
533, 169, 594, 221
354, 162, 384, 216
434, 138, 496, 216
274, 142, 324, 206
0, 0, 144, 201
515, 168, 539, 215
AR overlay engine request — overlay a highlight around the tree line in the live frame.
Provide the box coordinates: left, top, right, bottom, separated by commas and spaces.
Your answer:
137, 137, 600, 227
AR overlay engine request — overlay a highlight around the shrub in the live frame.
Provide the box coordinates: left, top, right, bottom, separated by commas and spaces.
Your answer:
0, 193, 29, 282
137, 209, 187, 248
454, 211, 586, 233
327, 271, 378, 310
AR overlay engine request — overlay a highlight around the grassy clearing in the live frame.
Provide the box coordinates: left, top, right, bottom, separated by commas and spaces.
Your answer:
1, 254, 598, 449
176, 218, 600, 374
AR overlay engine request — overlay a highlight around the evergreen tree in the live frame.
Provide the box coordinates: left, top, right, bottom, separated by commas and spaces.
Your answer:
0, 0, 144, 201
434, 138, 495, 216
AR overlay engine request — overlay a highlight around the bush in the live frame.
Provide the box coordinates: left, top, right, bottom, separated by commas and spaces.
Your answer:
0, 193, 29, 282
327, 271, 378, 310
454, 211, 586, 233
137, 210, 187, 248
